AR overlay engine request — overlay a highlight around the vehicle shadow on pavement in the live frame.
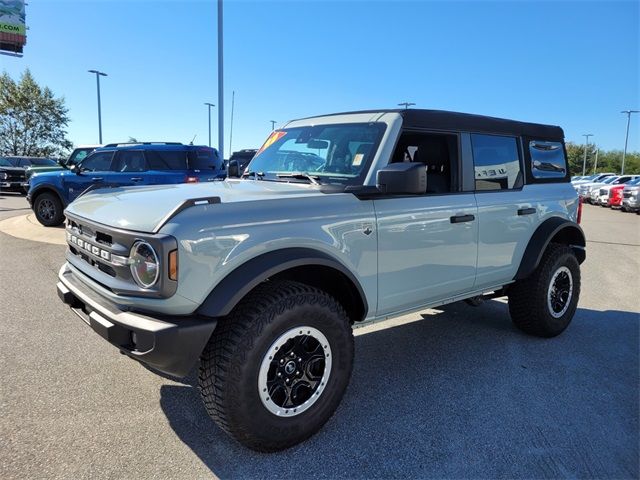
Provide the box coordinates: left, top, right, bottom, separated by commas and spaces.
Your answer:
159, 301, 639, 479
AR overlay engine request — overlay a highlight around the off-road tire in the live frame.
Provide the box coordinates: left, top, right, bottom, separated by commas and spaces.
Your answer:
34, 192, 64, 227
508, 243, 580, 338
198, 280, 354, 452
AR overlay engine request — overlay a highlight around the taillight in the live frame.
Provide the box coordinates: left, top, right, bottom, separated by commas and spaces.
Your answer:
577, 196, 583, 224
185, 176, 199, 183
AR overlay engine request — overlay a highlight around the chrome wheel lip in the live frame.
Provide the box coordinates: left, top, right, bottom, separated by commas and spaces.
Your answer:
258, 326, 332, 417
547, 266, 573, 319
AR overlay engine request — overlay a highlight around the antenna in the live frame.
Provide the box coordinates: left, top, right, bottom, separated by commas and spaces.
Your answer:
189, 134, 197, 146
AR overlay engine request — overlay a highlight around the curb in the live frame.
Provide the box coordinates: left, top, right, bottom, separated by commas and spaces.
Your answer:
0, 214, 66, 245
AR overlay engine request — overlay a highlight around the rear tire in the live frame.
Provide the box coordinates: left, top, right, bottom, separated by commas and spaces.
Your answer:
508, 244, 580, 338
33, 192, 64, 226
198, 280, 354, 452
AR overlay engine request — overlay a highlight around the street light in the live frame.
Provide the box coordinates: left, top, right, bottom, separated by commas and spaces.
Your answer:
204, 103, 215, 147
398, 101, 415, 109
270, 120, 277, 131
88, 70, 107, 144
217, 0, 224, 159
582, 134, 593, 176
621, 110, 639, 175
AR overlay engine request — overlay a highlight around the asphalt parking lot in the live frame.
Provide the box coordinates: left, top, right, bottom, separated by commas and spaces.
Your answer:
1, 192, 638, 479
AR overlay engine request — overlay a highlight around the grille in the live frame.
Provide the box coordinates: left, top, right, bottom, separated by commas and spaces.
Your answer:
599, 188, 607, 196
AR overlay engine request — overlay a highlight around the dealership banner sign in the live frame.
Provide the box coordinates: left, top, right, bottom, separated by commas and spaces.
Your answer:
0, 0, 25, 34
0, 0, 26, 54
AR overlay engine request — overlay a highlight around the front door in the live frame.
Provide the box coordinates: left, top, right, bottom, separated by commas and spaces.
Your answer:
64, 150, 114, 202
374, 130, 478, 317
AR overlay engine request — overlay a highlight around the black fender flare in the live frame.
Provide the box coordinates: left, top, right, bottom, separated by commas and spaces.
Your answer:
196, 247, 368, 319
514, 217, 586, 280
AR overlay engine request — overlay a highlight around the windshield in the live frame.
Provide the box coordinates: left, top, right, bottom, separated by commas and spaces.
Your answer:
626, 177, 640, 186
246, 122, 386, 184
0, 157, 12, 167
602, 176, 618, 184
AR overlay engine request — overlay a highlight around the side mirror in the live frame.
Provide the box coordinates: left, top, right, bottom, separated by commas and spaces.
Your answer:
227, 160, 240, 178
71, 164, 82, 175
376, 162, 426, 194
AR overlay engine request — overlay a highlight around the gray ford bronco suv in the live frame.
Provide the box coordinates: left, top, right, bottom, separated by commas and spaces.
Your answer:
57, 109, 585, 451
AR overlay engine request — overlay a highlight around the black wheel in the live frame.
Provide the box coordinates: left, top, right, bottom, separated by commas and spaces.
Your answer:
508, 243, 580, 338
199, 280, 354, 452
34, 192, 64, 226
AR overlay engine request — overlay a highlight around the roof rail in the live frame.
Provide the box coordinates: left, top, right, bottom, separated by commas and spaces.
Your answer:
102, 142, 184, 147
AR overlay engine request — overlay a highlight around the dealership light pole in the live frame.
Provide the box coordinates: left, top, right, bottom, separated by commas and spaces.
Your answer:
204, 103, 215, 147
88, 70, 107, 144
621, 110, 639, 175
270, 120, 277, 131
217, 0, 224, 159
581, 133, 593, 176
593, 148, 599, 174
398, 101, 415, 110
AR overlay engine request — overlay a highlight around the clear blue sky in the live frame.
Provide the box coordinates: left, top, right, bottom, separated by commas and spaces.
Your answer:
1, 0, 638, 156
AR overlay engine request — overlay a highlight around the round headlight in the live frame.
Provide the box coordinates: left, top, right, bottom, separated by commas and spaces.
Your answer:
0, 172, 7, 180
130, 241, 160, 288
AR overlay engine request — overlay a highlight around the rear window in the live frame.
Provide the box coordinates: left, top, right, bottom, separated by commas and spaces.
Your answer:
188, 148, 219, 170
146, 150, 188, 170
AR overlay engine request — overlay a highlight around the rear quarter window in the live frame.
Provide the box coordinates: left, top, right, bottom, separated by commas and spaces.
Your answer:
188, 148, 219, 170
146, 150, 189, 170
529, 141, 567, 179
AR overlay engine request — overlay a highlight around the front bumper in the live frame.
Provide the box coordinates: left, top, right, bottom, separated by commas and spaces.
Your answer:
57, 264, 217, 378
0, 181, 25, 191
623, 198, 640, 210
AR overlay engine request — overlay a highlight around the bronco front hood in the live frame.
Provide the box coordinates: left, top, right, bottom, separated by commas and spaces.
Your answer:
65, 180, 324, 233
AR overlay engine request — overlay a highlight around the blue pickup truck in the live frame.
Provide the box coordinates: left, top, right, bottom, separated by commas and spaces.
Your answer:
27, 142, 225, 226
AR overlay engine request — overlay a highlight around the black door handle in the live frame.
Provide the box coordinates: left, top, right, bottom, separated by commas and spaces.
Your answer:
517, 207, 536, 216
91, 177, 103, 182
450, 214, 475, 224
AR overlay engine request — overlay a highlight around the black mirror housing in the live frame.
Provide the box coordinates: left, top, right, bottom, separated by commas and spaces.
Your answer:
376, 162, 426, 194
228, 160, 240, 178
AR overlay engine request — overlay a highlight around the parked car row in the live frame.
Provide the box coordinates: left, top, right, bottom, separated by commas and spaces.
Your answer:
25, 142, 225, 226
0, 156, 58, 193
571, 174, 640, 213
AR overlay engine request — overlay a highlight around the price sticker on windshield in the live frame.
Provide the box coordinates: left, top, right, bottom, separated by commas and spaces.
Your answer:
256, 131, 287, 156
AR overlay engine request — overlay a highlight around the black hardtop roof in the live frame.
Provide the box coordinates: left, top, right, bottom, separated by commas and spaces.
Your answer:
296, 109, 564, 140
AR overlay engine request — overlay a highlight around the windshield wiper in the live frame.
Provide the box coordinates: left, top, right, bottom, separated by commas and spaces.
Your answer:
241, 171, 265, 180
276, 172, 321, 185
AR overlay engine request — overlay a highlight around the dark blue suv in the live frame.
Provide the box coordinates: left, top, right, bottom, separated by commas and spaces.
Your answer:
27, 142, 225, 226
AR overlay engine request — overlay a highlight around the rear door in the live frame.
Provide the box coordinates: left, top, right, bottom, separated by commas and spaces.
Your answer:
109, 150, 152, 187
188, 147, 224, 181
471, 133, 537, 289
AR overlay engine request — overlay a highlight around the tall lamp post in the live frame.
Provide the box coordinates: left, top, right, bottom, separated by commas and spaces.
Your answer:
88, 70, 107, 144
204, 103, 215, 147
581, 133, 593, 176
398, 101, 415, 109
621, 110, 639, 175
217, 0, 224, 159
270, 120, 277, 131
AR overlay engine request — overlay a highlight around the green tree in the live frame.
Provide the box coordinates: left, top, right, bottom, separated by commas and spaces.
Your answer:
0, 69, 72, 157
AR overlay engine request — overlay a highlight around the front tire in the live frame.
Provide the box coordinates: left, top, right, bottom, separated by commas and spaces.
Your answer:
33, 192, 64, 226
508, 244, 580, 338
199, 280, 354, 452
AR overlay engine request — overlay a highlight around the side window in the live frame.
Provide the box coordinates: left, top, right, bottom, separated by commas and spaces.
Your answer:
146, 150, 189, 170
471, 134, 522, 191
389, 131, 459, 194
529, 140, 567, 179
19, 158, 30, 167
113, 151, 148, 172
80, 152, 113, 172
